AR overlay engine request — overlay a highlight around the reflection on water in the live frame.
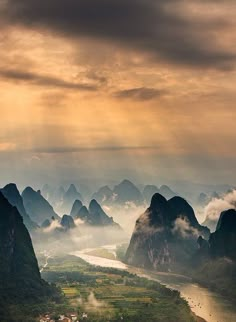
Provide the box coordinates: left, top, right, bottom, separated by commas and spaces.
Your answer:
72, 247, 236, 322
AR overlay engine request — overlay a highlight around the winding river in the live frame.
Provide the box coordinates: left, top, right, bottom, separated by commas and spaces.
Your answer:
72, 245, 236, 322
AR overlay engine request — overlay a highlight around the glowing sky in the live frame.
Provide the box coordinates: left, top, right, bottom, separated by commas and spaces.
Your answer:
0, 0, 236, 186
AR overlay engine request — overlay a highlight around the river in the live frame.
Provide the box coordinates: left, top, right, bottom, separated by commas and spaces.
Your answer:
72, 245, 236, 322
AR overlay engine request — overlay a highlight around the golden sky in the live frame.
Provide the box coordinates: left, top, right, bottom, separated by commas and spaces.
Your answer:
0, 0, 236, 186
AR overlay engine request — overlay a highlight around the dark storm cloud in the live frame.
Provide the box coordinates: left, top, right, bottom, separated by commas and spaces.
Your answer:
2, 0, 235, 68
0, 68, 98, 91
114, 87, 166, 101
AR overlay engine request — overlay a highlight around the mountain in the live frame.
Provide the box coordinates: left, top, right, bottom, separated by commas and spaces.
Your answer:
197, 192, 209, 207
60, 184, 83, 214
41, 183, 54, 201
88, 199, 118, 226
92, 185, 113, 204
70, 199, 83, 218
0, 192, 59, 320
113, 179, 143, 205
168, 196, 209, 237
77, 205, 90, 221
60, 214, 76, 230
125, 193, 210, 271
159, 185, 177, 199
209, 209, 236, 260
22, 187, 60, 225
143, 185, 159, 204
1, 183, 38, 231
41, 184, 65, 207
76, 200, 120, 228
193, 209, 236, 301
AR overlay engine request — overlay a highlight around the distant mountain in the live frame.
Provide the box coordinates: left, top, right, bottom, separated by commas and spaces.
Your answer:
22, 187, 60, 225
0, 192, 58, 320
125, 193, 210, 271
92, 185, 113, 204
70, 199, 83, 218
76, 200, 120, 228
41, 219, 51, 228
143, 185, 159, 204
1, 183, 38, 231
88, 199, 118, 226
77, 205, 90, 221
60, 184, 83, 214
113, 179, 143, 205
41, 183, 54, 201
159, 185, 177, 200
197, 192, 209, 207
60, 214, 76, 230
42, 184, 65, 207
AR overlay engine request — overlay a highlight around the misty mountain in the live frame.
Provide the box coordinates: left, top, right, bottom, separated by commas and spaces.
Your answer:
60, 214, 76, 230
70, 199, 83, 218
113, 179, 144, 205
143, 185, 160, 204
0, 192, 58, 320
76, 200, 120, 228
197, 192, 209, 207
1, 183, 38, 231
125, 193, 210, 271
88, 199, 119, 226
60, 184, 83, 214
22, 187, 60, 225
91, 185, 113, 204
77, 205, 90, 221
159, 185, 177, 199
42, 184, 65, 208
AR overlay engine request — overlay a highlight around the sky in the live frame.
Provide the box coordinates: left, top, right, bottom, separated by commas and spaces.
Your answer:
0, 0, 236, 188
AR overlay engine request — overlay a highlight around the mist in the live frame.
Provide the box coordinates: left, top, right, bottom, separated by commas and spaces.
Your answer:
202, 189, 236, 231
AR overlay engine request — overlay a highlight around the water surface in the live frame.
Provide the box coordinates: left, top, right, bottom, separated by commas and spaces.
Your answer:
72, 246, 236, 322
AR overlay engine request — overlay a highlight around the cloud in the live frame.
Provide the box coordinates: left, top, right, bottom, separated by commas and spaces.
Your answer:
0, 68, 98, 91
2, 0, 235, 68
114, 87, 166, 101
203, 190, 236, 228
172, 217, 199, 238
43, 219, 62, 233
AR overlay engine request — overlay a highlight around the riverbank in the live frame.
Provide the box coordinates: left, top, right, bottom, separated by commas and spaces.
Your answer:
41, 254, 201, 322
71, 246, 236, 322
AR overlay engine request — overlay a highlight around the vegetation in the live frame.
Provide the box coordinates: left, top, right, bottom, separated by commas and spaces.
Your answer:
40, 254, 199, 322
193, 257, 236, 301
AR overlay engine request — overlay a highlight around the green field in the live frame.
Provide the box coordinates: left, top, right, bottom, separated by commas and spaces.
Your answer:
41, 254, 201, 322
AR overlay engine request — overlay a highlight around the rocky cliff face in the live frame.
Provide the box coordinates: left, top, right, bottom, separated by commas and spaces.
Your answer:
0, 192, 55, 302
209, 209, 236, 260
125, 193, 210, 271
22, 187, 60, 225
1, 183, 38, 231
